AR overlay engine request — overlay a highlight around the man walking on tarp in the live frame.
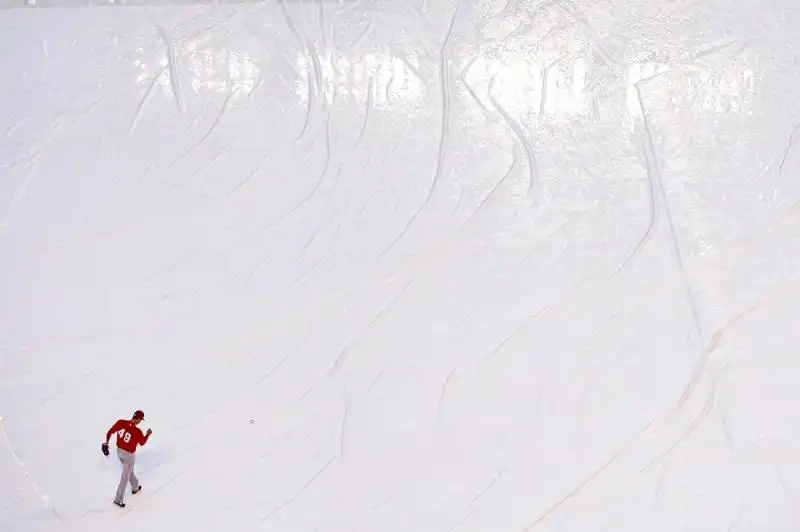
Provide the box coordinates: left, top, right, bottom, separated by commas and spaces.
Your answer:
102, 409, 152, 508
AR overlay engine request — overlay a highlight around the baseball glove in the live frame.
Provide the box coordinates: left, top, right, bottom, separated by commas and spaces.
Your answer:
101, 442, 109, 456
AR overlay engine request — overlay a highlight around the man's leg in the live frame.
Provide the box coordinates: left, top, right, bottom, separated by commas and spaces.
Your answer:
114, 449, 134, 505
128, 452, 140, 493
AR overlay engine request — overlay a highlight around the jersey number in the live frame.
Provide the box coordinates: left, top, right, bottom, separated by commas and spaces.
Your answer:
117, 429, 131, 443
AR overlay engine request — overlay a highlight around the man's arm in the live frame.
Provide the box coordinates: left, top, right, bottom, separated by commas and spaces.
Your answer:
105, 420, 123, 444
140, 428, 152, 446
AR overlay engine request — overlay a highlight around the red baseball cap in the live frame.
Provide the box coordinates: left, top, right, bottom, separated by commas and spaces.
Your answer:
133, 410, 145, 420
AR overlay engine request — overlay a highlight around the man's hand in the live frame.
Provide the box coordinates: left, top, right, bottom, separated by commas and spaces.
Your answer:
101, 442, 109, 456
146, 428, 152, 437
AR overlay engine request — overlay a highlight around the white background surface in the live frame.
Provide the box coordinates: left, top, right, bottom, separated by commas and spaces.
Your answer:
2, 0, 800, 530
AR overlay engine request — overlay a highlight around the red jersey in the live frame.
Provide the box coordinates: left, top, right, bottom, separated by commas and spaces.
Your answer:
106, 419, 149, 453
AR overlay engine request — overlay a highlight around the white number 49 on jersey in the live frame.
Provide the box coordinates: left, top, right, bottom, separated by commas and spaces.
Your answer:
117, 428, 132, 443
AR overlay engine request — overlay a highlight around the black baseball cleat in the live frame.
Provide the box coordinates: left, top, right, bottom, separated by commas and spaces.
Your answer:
132, 486, 142, 494
114, 501, 126, 508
